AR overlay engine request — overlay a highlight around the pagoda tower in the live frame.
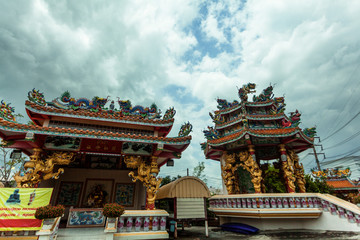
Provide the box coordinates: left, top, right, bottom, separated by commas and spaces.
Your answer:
0, 89, 192, 210
202, 83, 316, 194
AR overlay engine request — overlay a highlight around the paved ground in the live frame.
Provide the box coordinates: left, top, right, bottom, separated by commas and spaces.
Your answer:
173, 226, 360, 240
57, 226, 360, 240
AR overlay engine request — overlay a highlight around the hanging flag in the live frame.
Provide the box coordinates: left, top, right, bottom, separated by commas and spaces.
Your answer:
0, 188, 53, 231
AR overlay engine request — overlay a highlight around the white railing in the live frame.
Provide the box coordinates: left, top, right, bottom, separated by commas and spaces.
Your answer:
113, 210, 169, 239
209, 193, 360, 225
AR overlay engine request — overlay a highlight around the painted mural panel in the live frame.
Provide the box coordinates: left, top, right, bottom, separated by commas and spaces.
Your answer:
114, 183, 135, 207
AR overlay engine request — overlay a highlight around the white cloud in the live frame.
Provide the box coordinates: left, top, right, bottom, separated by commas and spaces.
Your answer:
1, 0, 360, 188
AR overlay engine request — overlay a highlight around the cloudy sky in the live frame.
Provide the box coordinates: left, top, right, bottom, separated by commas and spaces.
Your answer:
1, 0, 360, 188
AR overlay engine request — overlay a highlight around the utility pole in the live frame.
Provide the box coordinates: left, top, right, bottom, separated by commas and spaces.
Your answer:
309, 137, 325, 171
312, 146, 321, 171
187, 168, 189, 176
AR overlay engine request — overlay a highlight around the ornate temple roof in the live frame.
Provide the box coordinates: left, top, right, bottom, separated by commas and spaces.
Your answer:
326, 179, 359, 190
26, 89, 177, 130
26, 100, 174, 127
0, 117, 190, 144
0, 89, 192, 166
203, 83, 315, 160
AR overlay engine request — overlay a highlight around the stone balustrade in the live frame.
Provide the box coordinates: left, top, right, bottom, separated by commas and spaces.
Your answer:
209, 193, 360, 226
113, 209, 169, 239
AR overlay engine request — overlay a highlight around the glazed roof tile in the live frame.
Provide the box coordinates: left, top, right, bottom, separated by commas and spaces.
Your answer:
0, 118, 190, 144
214, 100, 275, 115
326, 179, 358, 189
208, 127, 299, 145
25, 101, 174, 125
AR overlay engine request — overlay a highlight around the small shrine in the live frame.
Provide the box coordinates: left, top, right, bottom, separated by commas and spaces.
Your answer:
201, 83, 316, 194
312, 168, 360, 197
0, 89, 192, 216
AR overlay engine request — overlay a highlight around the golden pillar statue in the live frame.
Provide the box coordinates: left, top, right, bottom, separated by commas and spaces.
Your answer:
288, 150, 306, 193
278, 144, 296, 193
14, 149, 74, 188
221, 152, 240, 194
124, 155, 162, 210
239, 146, 263, 193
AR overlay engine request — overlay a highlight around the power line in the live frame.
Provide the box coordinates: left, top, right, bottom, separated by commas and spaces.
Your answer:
322, 145, 360, 161
323, 129, 360, 150
321, 110, 360, 142
325, 59, 360, 134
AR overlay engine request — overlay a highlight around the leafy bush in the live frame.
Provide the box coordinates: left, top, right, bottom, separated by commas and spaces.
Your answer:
35, 205, 65, 220
103, 203, 125, 218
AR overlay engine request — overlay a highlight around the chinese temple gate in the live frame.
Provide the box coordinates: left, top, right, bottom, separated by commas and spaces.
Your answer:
0, 89, 192, 211
202, 83, 316, 194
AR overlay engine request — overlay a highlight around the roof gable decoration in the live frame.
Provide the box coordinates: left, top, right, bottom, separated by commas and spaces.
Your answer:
178, 122, 193, 137
27, 89, 177, 120
312, 168, 351, 180
0, 100, 16, 122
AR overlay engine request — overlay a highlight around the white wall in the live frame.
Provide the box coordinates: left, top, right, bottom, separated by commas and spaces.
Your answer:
220, 211, 360, 232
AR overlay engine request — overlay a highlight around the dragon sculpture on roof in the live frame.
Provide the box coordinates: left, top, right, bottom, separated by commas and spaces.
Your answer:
238, 83, 256, 102
49, 91, 109, 111
0, 100, 16, 122
253, 84, 274, 102
118, 100, 161, 119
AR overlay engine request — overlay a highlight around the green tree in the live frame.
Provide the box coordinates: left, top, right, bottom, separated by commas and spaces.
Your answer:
160, 175, 182, 187
305, 174, 333, 194
263, 164, 286, 193
193, 161, 207, 183
237, 166, 254, 193
0, 142, 25, 187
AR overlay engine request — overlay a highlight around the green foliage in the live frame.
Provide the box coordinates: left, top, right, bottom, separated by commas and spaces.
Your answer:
160, 175, 181, 187
305, 174, 334, 194
193, 162, 207, 183
35, 205, 65, 220
237, 166, 254, 193
263, 164, 286, 193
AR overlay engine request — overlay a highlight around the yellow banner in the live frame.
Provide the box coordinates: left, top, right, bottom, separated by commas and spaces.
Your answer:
0, 188, 53, 231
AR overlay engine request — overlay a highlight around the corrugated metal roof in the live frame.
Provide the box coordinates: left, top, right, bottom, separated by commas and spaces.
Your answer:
156, 176, 211, 199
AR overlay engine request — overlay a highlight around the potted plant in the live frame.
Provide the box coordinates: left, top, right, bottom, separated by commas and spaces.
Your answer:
35, 205, 64, 239
35, 205, 65, 220
103, 203, 125, 233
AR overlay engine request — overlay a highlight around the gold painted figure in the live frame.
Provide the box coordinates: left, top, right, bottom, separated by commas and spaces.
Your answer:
239, 150, 263, 193
14, 149, 74, 188
124, 155, 162, 210
282, 152, 296, 192
289, 150, 306, 192
221, 152, 240, 194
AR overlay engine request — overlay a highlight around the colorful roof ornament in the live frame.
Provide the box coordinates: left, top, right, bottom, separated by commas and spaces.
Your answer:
163, 107, 176, 120
178, 122, 193, 137
203, 126, 221, 140
312, 168, 351, 179
281, 109, 301, 127
28, 88, 46, 106
216, 98, 239, 110
209, 112, 225, 124
269, 97, 286, 115
0, 100, 16, 122
118, 100, 161, 119
303, 127, 317, 138
238, 83, 256, 102
48, 91, 109, 111
253, 84, 274, 102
